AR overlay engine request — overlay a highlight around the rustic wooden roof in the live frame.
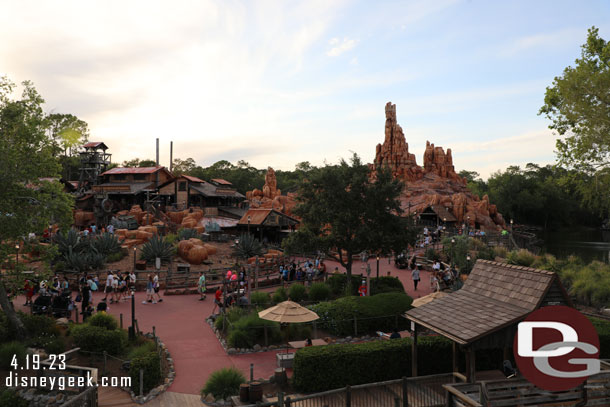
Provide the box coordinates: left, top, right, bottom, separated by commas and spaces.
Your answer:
428, 205, 457, 222
405, 259, 565, 344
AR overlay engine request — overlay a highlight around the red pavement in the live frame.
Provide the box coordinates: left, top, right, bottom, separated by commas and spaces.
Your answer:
15, 258, 434, 395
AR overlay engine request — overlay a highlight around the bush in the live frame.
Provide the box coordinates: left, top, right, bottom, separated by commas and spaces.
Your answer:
178, 228, 200, 241
140, 235, 175, 263
215, 307, 248, 331
493, 246, 508, 259
226, 313, 281, 348
289, 284, 308, 302
88, 312, 119, 331
106, 250, 126, 263
311, 293, 413, 336
325, 274, 360, 297
18, 312, 59, 338
44, 337, 66, 355
506, 249, 536, 267
284, 323, 313, 342
308, 283, 331, 302
590, 316, 610, 358
130, 352, 161, 394
201, 367, 246, 400
250, 291, 271, 307
128, 340, 157, 360
0, 388, 27, 407
425, 248, 440, 261
164, 233, 178, 245
0, 342, 28, 369
370, 276, 405, 295
71, 324, 127, 355
272, 287, 288, 304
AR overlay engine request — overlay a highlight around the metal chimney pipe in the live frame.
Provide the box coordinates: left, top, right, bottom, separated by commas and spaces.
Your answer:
169, 141, 173, 173
155, 138, 160, 189
156, 138, 160, 166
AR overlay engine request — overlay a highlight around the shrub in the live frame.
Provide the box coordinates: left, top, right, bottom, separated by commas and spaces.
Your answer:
215, 307, 248, 331
128, 340, 157, 361
178, 228, 200, 241
164, 233, 178, 245
250, 291, 271, 307
370, 276, 405, 295
442, 236, 470, 271
506, 249, 536, 267
88, 312, 119, 331
310, 293, 413, 336
289, 284, 308, 302
0, 342, 28, 369
308, 283, 331, 302
140, 235, 175, 263
106, 250, 126, 263
425, 248, 440, 261
93, 232, 122, 256
272, 287, 288, 304
71, 324, 127, 355
325, 274, 360, 297
0, 388, 27, 407
43, 337, 66, 355
590, 317, 610, 358
493, 246, 508, 259
130, 352, 161, 394
284, 323, 312, 342
227, 313, 281, 348
202, 367, 246, 400
233, 233, 263, 259
19, 312, 59, 338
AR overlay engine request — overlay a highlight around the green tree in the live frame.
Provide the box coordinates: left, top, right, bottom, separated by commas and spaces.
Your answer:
172, 157, 197, 175
0, 77, 74, 339
283, 154, 416, 291
540, 26, 610, 216
122, 158, 156, 168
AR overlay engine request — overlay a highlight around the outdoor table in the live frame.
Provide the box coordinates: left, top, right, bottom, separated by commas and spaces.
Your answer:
288, 339, 328, 349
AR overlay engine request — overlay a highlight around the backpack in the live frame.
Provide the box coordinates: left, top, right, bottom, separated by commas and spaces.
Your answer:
90, 281, 98, 291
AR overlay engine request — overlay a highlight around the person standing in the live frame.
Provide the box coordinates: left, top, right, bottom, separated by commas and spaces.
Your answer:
411, 267, 420, 291
212, 287, 222, 315
81, 281, 91, 319
128, 270, 136, 296
143, 274, 155, 304
152, 272, 163, 303
104, 271, 113, 302
197, 271, 206, 301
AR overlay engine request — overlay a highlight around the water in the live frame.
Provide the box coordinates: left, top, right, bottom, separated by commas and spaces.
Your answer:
538, 227, 610, 263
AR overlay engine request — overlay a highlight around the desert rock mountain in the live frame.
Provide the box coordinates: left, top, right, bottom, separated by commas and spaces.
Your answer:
246, 167, 297, 217
371, 102, 506, 231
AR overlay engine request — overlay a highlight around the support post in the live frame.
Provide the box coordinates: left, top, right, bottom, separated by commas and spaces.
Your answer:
120, 313, 123, 330
453, 342, 459, 374
264, 324, 269, 346
402, 376, 408, 407
313, 321, 317, 339
466, 348, 476, 383
250, 363, 254, 381
411, 322, 418, 377
346, 385, 351, 407
255, 257, 259, 290
139, 369, 144, 396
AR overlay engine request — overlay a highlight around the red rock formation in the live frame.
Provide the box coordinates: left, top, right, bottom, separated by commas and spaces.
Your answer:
371, 102, 506, 231
246, 167, 297, 217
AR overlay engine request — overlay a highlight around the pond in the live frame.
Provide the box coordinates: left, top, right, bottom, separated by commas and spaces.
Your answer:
537, 227, 610, 263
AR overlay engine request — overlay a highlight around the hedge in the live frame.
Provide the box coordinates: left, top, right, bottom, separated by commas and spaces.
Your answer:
589, 316, 610, 358
88, 312, 119, 331
71, 324, 127, 355
325, 274, 406, 297
310, 293, 413, 336
293, 336, 505, 392
370, 276, 405, 295
130, 351, 161, 394
226, 313, 282, 348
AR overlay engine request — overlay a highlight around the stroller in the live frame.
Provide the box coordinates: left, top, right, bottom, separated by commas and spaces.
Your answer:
32, 294, 52, 315
52, 291, 73, 318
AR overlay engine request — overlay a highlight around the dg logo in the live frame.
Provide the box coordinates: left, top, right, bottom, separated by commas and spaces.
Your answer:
514, 305, 600, 391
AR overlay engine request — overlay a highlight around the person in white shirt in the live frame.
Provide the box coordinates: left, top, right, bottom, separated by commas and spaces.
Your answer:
104, 271, 113, 301
111, 272, 119, 303
152, 272, 163, 303
128, 271, 136, 296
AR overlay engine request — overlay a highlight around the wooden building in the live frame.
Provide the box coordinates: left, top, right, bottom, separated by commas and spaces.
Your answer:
238, 208, 299, 242
158, 175, 245, 210
419, 204, 457, 227
405, 260, 572, 382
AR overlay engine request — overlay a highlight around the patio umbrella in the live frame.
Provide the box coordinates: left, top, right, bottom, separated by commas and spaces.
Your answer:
258, 300, 319, 323
412, 291, 447, 307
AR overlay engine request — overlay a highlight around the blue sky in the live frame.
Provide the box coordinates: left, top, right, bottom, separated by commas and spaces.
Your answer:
1, 0, 609, 178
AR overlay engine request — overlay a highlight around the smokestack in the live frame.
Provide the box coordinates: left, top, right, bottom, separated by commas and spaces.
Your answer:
170, 141, 173, 173
156, 138, 160, 166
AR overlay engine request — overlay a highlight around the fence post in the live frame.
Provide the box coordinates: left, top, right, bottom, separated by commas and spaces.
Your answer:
346, 385, 351, 407
402, 376, 408, 407
75, 307, 79, 324
255, 257, 259, 290
354, 316, 358, 337
278, 391, 284, 407
285, 396, 291, 407
250, 363, 254, 381
139, 369, 144, 396
120, 313, 123, 329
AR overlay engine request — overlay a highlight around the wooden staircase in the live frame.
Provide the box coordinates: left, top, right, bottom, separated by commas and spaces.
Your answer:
98, 386, 135, 407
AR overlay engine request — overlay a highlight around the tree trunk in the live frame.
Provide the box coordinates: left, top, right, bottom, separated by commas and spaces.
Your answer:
345, 257, 353, 296
0, 280, 27, 340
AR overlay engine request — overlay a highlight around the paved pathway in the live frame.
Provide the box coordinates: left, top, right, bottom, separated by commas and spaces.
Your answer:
15, 257, 434, 396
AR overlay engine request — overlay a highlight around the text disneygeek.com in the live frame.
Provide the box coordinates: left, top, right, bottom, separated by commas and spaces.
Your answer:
5, 372, 131, 391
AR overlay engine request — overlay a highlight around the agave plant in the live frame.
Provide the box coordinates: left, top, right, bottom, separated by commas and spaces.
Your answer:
63, 248, 89, 272
232, 233, 263, 259
54, 229, 83, 256
140, 235, 175, 263
92, 232, 122, 256
177, 228, 199, 241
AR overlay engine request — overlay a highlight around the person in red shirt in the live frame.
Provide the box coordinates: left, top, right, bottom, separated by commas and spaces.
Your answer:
358, 280, 367, 297
212, 287, 222, 315
23, 280, 34, 306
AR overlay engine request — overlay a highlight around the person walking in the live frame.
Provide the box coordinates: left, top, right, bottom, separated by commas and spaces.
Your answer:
152, 272, 163, 302
143, 274, 155, 304
411, 267, 420, 291
212, 286, 222, 315
103, 271, 113, 302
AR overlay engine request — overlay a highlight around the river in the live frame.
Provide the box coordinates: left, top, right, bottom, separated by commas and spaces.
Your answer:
538, 227, 610, 263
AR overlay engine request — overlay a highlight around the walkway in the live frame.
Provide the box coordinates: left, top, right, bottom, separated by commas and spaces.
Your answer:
15, 258, 434, 396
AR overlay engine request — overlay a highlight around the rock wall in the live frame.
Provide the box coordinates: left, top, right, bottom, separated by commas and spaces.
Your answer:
371, 102, 505, 231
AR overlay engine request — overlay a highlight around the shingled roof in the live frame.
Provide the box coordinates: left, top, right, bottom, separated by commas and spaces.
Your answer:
405, 259, 570, 345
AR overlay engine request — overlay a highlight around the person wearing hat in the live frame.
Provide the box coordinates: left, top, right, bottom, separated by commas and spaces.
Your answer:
358, 279, 367, 296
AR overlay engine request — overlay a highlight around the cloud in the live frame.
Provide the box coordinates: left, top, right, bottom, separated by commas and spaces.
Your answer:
499, 28, 584, 57
326, 37, 358, 56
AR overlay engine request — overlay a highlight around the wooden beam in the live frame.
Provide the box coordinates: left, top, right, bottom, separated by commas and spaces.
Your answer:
411, 322, 418, 377
466, 348, 475, 383
453, 342, 459, 374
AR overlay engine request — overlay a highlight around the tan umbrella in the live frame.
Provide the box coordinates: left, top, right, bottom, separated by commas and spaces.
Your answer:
258, 300, 319, 323
412, 291, 447, 307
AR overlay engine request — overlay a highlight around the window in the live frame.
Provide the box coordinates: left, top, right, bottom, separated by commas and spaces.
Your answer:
178, 181, 187, 191
133, 174, 146, 181
112, 175, 126, 181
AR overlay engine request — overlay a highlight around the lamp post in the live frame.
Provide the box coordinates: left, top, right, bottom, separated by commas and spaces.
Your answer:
510, 219, 514, 250
15, 244, 19, 269
451, 238, 456, 268
129, 287, 136, 340
247, 215, 251, 235
133, 246, 137, 270
466, 254, 471, 272
376, 254, 380, 282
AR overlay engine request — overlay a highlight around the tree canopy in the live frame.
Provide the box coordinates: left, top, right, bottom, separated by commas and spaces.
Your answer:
0, 77, 75, 338
540, 26, 610, 216
282, 154, 417, 286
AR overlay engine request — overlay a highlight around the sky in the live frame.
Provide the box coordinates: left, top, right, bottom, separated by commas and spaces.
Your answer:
1, 0, 609, 179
